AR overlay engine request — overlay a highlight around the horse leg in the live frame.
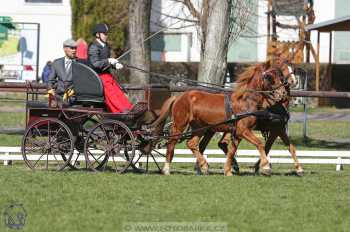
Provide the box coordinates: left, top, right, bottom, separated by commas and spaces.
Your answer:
199, 130, 214, 154
163, 125, 184, 175
224, 137, 241, 176
241, 130, 271, 176
219, 132, 240, 173
197, 131, 215, 174
187, 135, 209, 175
254, 131, 278, 173
279, 131, 303, 176
163, 138, 177, 175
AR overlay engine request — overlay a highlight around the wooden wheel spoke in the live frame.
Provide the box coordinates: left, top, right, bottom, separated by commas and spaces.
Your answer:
56, 139, 71, 145
32, 152, 47, 168
33, 126, 43, 137
23, 119, 74, 171
52, 126, 64, 139
132, 153, 143, 165
88, 150, 107, 166
47, 121, 51, 143
152, 149, 166, 157
150, 153, 162, 171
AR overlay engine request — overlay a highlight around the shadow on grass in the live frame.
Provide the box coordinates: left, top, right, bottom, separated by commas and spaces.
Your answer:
277, 136, 350, 150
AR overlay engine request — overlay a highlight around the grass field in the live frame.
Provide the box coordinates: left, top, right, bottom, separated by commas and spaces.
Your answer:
1, 101, 350, 231
0, 165, 350, 232
1, 109, 350, 150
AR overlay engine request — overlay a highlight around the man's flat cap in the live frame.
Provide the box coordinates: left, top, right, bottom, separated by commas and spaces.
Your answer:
63, 39, 77, 47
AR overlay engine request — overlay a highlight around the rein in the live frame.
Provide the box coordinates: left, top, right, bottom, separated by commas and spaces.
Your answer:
124, 63, 227, 90
124, 63, 288, 97
124, 62, 291, 106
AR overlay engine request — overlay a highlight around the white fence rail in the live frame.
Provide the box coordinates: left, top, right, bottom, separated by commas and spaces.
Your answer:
1, 147, 350, 171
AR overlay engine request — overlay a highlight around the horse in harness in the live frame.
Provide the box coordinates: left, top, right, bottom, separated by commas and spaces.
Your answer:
150, 60, 293, 176
198, 59, 303, 176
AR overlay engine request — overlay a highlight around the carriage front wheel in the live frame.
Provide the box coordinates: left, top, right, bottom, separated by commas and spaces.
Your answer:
21, 118, 74, 171
84, 120, 135, 173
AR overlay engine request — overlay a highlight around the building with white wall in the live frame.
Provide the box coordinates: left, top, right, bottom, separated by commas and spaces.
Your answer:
1, 0, 349, 82
150, 0, 350, 64
0, 0, 72, 80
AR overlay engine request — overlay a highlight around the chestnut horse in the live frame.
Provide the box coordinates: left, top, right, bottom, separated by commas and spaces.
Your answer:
198, 64, 304, 176
198, 97, 303, 176
151, 63, 289, 176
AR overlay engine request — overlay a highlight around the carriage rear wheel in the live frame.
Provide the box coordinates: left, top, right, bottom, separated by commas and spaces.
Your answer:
84, 120, 135, 173
21, 118, 74, 171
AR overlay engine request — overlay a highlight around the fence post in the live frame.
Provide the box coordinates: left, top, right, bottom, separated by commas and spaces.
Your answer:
336, 156, 343, 171
303, 73, 308, 141
3, 152, 12, 166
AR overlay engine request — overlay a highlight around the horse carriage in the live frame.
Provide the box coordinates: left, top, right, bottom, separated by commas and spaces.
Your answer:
21, 60, 306, 176
21, 62, 170, 173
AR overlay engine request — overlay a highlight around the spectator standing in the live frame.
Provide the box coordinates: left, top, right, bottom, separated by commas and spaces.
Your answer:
41, 61, 52, 84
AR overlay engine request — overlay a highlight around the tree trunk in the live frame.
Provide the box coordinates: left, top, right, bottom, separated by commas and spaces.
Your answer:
128, 0, 152, 102
198, 0, 229, 84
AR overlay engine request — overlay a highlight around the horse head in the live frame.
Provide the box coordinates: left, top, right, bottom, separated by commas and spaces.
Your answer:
260, 66, 288, 104
276, 58, 298, 88
234, 64, 288, 105
269, 48, 298, 88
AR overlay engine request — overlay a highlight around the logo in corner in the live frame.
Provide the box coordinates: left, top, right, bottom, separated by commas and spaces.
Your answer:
3, 203, 27, 230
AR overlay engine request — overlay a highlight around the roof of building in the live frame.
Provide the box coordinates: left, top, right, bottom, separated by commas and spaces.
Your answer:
306, 15, 350, 32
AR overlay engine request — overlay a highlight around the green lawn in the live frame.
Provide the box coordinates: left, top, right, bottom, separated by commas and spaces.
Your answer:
0, 165, 350, 232
1, 104, 350, 231
1, 108, 350, 150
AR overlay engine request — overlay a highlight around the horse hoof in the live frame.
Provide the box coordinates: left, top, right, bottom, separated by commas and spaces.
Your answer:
162, 169, 170, 175
224, 171, 233, 176
254, 160, 261, 173
254, 166, 260, 174
201, 164, 209, 175
296, 169, 304, 177
232, 165, 240, 174
259, 168, 272, 176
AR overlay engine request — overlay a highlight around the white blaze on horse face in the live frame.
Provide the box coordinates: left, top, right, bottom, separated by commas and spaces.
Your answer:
287, 65, 297, 87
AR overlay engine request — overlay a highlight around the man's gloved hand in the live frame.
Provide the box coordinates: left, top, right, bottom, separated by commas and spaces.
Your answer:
67, 89, 75, 97
108, 58, 119, 65
47, 89, 55, 96
115, 62, 124, 70
63, 89, 75, 102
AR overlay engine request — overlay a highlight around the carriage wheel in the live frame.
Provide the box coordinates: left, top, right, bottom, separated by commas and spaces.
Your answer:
126, 138, 165, 174
21, 118, 74, 171
128, 122, 172, 174
84, 120, 135, 173
62, 117, 99, 170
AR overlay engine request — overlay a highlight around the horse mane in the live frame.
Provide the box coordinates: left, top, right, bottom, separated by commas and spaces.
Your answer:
233, 64, 264, 98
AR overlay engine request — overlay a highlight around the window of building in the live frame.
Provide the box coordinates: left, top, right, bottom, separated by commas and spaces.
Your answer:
151, 33, 182, 52
25, 0, 62, 3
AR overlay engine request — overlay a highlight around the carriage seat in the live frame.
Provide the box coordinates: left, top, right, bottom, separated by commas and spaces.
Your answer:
72, 62, 104, 107
26, 100, 49, 109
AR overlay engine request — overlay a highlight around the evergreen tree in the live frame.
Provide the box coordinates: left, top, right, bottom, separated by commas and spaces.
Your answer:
71, 0, 128, 55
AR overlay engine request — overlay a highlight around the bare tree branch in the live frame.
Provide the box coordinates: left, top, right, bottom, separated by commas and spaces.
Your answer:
182, 0, 201, 21
151, 7, 199, 23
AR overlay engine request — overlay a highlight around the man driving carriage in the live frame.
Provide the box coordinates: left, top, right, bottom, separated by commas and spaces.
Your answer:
88, 23, 133, 113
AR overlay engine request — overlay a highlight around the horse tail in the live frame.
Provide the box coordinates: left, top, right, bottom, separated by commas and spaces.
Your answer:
151, 95, 178, 130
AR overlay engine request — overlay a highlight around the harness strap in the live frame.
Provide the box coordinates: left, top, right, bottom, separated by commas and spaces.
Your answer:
224, 94, 234, 121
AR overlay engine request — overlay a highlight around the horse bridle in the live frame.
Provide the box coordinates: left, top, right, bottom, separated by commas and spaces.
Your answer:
259, 66, 291, 103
